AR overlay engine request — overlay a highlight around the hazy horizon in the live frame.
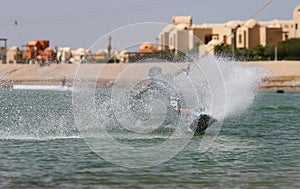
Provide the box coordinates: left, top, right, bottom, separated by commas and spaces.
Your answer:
0, 0, 299, 50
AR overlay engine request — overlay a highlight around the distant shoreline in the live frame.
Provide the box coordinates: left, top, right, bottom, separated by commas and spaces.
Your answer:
1, 61, 300, 91
240, 61, 300, 91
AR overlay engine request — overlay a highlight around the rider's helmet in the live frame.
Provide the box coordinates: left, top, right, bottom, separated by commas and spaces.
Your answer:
148, 67, 162, 78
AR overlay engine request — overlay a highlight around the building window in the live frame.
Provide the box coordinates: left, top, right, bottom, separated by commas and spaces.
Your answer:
238, 34, 242, 44
285, 34, 289, 40
205, 35, 212, 44
212, 34, 219, 40
296, 23, 298, 30
244, 31, 247, 48
223, 35, 227, 44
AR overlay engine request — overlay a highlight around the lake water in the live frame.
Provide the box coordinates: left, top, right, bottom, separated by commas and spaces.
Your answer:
0, 89, 299, 188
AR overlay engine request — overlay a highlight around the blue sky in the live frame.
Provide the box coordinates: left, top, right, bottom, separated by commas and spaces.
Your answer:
0, 0, 299, 50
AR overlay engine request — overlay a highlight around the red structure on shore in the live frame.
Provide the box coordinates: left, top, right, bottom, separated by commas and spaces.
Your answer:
22, 40, 56, 62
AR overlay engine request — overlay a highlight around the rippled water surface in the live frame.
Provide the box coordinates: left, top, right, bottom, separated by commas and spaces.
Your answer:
0, 89, 299, 188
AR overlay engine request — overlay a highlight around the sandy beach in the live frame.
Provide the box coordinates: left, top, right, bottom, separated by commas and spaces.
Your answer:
242, 61, 300, 90
1, 61, 300, 90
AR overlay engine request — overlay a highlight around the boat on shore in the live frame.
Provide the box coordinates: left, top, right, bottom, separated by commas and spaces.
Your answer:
0, 79, 13, 88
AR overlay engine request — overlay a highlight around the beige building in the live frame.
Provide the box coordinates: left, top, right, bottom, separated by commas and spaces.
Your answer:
6, 46, 22, 64
158, 4, 300, 54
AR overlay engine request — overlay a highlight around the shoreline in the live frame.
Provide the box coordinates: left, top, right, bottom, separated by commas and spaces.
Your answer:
1, 61, 300, 91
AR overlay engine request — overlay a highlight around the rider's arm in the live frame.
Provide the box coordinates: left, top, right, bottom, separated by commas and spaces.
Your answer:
180, 108, 192, 117
132, 79, 152, 98
169, 64, 190, 78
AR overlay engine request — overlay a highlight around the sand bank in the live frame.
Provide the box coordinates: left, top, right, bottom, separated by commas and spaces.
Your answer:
1, 61, 300, 90
242, 61, 300, 90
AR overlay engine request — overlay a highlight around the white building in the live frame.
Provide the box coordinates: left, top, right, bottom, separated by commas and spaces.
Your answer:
158, 4, 300, 54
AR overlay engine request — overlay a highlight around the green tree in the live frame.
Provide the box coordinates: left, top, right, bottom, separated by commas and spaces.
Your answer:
264, 45, 275, 60
235, 48, 251, 61
250, 45, 265, 61
277, 38, 300, 60
214, 44, 233, 58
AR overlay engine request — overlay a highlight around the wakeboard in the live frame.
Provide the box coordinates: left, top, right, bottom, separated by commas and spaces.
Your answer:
189, 114, 217, 135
